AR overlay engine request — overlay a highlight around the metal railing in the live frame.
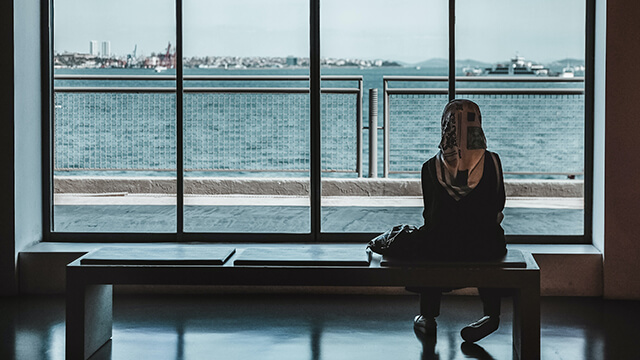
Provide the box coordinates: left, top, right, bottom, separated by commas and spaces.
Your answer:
54, 74, 586, 178
54, 75, 364, 176
382, 76, 586, 177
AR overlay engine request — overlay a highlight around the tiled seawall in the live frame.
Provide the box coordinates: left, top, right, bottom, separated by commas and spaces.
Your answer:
54, 177, 584, 198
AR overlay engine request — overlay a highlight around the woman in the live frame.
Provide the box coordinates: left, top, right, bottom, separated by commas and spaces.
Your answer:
410, 99, 507, 342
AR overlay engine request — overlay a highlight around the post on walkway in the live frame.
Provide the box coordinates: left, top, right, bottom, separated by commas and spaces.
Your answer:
368, 88, 378, 178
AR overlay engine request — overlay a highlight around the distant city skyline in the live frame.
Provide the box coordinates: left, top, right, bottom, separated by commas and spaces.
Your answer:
54, 0, 585, 64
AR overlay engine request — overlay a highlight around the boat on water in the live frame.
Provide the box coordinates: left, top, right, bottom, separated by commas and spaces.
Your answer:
560, 66, 575, 78
154, 66, 167, 73
462, 66, 483, 76
483, 54, 549, 76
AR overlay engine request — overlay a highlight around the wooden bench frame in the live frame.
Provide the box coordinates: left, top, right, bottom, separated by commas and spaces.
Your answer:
65, 247, 540, 360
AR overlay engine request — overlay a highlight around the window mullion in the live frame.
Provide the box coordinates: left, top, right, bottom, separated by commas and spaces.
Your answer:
176, 0, 184, 239
583, 0, 596, 243
310, 0, 321, 240
449, 0, 455, 100
43, 0, 54, 238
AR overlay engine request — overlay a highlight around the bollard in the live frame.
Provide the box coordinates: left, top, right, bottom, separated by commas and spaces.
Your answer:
369, 88, 378, 178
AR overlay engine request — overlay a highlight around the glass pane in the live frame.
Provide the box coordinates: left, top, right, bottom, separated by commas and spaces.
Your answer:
183, 0, 310, 233
320, 0, 448, 232
52, 0, 177, 232
456, 0, 586, 236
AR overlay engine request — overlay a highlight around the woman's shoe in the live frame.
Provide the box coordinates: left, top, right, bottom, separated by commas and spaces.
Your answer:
413, 315, 437, 335
460, 316, 499, 342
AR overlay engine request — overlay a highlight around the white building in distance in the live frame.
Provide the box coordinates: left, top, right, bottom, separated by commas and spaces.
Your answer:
89, 40, 98, 56
101, 41, 111, 58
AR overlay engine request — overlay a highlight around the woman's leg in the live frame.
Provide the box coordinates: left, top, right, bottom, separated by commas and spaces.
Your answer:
408, 288, 443, 336
460, 288, 502, 342
478, 288, 501, 317
419, 288, 443, 318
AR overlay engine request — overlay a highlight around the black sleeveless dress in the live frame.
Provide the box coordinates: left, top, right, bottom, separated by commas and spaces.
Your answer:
417, 150, 507, 261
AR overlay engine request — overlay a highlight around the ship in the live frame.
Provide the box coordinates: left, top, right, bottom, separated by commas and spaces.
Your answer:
484, 54, 549, 76
462, 66, 483, 76
559, 66, 575, 78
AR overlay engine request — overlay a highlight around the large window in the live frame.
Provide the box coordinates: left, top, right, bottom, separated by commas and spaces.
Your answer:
320, 0, 448, 233
48, 0, 591, 242
455, 0, 586, 238
52, 0, 177, 233
182, 0, 311, 233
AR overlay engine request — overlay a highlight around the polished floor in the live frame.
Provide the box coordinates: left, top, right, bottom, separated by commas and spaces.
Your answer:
1, 294, 637, 360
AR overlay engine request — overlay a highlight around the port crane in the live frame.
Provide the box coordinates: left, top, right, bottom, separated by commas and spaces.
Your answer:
160, 42, 175, 68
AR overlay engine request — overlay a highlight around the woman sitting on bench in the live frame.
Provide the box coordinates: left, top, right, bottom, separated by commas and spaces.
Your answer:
410, 99, 508, 342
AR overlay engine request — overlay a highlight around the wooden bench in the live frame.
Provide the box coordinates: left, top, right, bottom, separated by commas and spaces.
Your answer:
65, 245, 539, 360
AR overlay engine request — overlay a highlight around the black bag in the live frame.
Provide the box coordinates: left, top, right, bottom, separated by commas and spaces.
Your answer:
367, 224, 421, 258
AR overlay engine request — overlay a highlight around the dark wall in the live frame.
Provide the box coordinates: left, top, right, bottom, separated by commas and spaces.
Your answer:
604, 0, 640, 299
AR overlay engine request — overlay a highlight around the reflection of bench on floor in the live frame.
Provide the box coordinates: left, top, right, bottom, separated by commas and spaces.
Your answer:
66, 246, 540, 360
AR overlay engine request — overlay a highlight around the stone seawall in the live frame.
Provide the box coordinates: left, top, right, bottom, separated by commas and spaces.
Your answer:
54, 177, 584, 198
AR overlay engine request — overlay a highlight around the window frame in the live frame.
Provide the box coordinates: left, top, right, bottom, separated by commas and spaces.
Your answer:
42, 0, 594, 244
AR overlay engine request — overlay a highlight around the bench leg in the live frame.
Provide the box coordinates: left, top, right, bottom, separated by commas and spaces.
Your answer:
513, 285, 540, 360
66, 276, 112, 360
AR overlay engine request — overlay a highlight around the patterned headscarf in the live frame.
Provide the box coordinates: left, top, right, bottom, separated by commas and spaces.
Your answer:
435, 99, 487, 201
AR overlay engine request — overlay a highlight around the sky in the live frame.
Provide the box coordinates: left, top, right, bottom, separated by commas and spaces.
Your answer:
54, 0, 586, 64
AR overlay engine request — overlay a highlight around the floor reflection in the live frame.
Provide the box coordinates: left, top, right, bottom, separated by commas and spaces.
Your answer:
1, 294, 636, 360
414, 329, 439, 360
460, 342, 496, 360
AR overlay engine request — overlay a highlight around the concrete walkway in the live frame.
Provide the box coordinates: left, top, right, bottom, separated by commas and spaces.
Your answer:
53, 195, 583, 235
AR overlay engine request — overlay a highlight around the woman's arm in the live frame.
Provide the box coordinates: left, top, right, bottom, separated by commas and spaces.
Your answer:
421, 158, 435, 228
493, 152, 506, 212
489, 152, 506, 225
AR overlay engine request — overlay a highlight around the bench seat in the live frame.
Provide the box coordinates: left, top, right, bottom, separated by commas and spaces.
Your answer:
66, 245, 539, 360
